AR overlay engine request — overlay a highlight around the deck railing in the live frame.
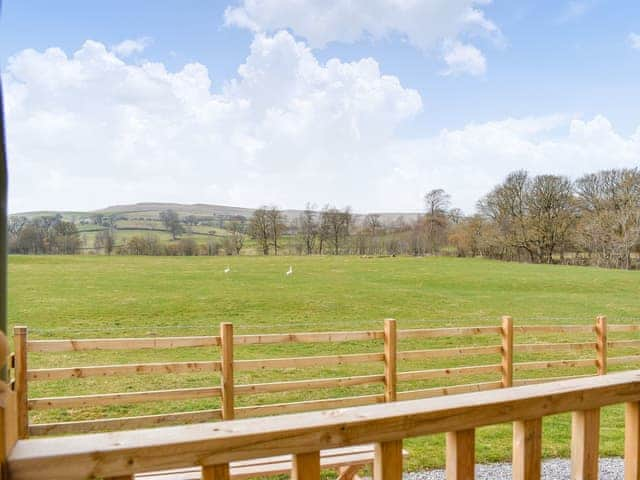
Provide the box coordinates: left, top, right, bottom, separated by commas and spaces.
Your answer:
5, 368, 640, 479
9, 316, 640, 438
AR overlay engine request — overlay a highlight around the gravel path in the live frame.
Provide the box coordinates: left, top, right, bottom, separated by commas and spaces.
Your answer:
403, 458, 624, 479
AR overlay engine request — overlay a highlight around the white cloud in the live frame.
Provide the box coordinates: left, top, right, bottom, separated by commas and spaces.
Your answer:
4, 35, 639, 215
225, 0, 500, 75
441, 41, 486, 76
111, 37, 152, 57
629, 33, 640, 50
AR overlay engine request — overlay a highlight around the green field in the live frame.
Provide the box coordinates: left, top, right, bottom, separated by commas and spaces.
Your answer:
8, 255, 640, 471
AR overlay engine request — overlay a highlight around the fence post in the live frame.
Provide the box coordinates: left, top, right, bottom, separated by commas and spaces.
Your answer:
220, 322, 234, 420
292, 451, 321, 480
596, 315, 607, 376
501, 316, 513, 388
513, 418, 542, 480
446, 429, 475, 480
625, 401, 640, 480
571, 408, 600, 480
374, 440, 403, 480
383, 318, 397, 403
202, 464, 230, 480
14, 326, 28, 439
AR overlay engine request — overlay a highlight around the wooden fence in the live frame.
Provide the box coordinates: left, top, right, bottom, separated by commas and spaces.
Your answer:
6, 366, 640, 479
9, 316, 640, 439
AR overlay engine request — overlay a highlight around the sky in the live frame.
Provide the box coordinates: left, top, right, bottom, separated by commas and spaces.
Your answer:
1, 0, 640, 214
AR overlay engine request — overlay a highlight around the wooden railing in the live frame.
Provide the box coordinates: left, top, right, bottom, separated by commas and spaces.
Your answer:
6, 369, 640, 479
10, 315, 640, 439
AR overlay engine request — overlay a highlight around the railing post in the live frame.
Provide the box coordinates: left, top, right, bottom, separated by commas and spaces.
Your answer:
571, 408, 600, 480
626, 401, 640, 480
202, 464, 230, 480
220, 322, 234, 421
513, 418, 542, 480
374, 440, 403, 480
292, 451, 321, 480
446, 429, 475, 480
383, 318, 397, 402
14, 326, 28, 439
501, 316, 513, 388
596, 316, 607, 376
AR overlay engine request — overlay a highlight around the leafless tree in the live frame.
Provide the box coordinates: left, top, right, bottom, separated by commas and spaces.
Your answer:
249, 207, 270, 255
424, 189, 451, 254
299, 203, 319, 255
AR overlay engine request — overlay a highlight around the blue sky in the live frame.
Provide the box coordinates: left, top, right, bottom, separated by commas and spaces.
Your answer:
2, 1, 640, 213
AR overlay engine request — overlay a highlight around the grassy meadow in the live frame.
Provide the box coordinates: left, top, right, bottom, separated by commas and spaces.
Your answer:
8, 255, 640, 472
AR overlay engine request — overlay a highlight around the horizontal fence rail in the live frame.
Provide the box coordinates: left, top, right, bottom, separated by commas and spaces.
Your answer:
7, 371, 640, 480
9, 315, 640, 441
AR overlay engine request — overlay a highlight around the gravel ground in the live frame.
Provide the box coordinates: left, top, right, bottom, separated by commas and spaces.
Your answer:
403, 458, 624, 479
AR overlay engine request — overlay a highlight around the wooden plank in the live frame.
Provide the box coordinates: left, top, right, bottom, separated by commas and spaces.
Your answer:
397, 364, 502, 382
234, 374, 384, 396
234, 352, 384, 371
397, 326, 501, 339
27, 336, 221, 353
596, 316, 607, 375
292, 451, 320, 480
513, 375, 594, 386
10, 371, 640, 480
13, 326, 28, 439
137, 447, 382, 480
234, 394, 385, 418
396, 381, 503, 401
513, 418, 542, 480
609, 325, 640, 333
446, 429, 475, 480
609, 356, 640, 366
571, 408, 600, 480
28, 409, 222, 436
514, 342, 596, 354
514, 359, 596, 372
220, 323, 234, 421
625, 401, 640, 480
514, 325, 595, 334
374, 440, 403, 480
28, 386, 222, 410
384, 319, 397, 403
608, 340, 640, 350
397, 345, 501, 361
27, 361, 221, 381
235, 331, 384, 345
202, 464, 229, 480
501, 316, 513, 388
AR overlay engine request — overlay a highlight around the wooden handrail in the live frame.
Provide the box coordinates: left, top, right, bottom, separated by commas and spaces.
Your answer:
8, 371, 640, 480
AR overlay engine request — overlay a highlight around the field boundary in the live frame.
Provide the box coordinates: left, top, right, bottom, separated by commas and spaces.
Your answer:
10, 315, 640, 437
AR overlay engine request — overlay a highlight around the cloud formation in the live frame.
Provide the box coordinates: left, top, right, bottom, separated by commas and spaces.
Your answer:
4, 35, 639, 214
225, 0, 500, 75
111, 37, 152, 57
442, 41, 486, 76
630, 32, 640, 50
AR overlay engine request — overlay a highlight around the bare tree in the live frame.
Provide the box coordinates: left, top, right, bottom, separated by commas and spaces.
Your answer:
299, 203, 319, 255
249, 207, 270, 255
321, 206, 352, 255
266, 207, 286, 255
225, 221, 245, 255
94, 229, 116, 255
424, 189, 451, 254
159, 209, 184, 240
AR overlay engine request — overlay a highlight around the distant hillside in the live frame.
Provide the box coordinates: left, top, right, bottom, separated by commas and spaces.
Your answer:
13, 202, 421, 224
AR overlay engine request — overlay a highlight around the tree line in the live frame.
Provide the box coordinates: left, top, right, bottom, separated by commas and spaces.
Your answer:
8, 168, 640, 269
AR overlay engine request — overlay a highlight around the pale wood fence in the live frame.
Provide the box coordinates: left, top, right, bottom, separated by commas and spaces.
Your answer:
8, 315, 640, 439
6, 366, 640, 479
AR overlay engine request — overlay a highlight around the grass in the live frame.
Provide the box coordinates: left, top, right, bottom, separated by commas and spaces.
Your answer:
8, 255, 640, 472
